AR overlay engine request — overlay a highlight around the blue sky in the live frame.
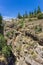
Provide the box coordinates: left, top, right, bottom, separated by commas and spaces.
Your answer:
0, 0, 43, 18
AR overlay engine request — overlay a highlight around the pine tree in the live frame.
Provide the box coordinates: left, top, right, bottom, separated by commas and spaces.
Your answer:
33, 9, 37, 17
24, 11, 28, 18
29, 12, 33, 18
37, 6, 41, 14
17, 12, 22, 19
0, 14, 3, 34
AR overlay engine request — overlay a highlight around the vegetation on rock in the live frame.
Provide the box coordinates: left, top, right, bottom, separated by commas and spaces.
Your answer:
35, 25, 42, 33
17, 6, 43, 19
0, 14, 3, 34
17, 12, 22, 19
0, 34, 12, 57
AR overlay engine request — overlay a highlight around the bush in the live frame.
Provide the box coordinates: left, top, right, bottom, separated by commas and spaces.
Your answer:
29, 18, 32, 21
2, 45, 12, 57
6, 32, 11, 37
37, 13, 43, 19
35, 25, 42, 33
19, 20, 24, 28
0, 34, 12, 57
0, 34, 6, 51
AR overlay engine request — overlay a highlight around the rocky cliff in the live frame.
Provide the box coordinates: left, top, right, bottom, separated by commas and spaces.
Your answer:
4, 19, 43, 65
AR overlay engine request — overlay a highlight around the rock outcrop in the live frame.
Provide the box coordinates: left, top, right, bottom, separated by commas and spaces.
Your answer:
4, 19, 43, 65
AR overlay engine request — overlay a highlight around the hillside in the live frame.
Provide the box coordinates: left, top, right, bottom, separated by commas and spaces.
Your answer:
3, 18, 43, 65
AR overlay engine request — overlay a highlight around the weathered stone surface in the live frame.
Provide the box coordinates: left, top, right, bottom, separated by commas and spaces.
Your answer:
3, 19, 43, 65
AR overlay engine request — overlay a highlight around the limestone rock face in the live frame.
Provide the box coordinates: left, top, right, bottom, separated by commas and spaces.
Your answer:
12, 34, 43, 65
4, 19, 43, 65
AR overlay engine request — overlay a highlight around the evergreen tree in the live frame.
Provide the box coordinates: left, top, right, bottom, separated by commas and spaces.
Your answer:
29, 12, 33, 18
34, 9, 37, 14
0, 14, 2, 25
0, 14, 3, 34
24, 11, 28, 18
33, 9, 37, 17
37, 6, 41, 14
17, 12, 22, 19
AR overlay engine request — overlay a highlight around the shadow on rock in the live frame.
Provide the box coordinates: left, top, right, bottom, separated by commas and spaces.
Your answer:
7, 51, 16, 65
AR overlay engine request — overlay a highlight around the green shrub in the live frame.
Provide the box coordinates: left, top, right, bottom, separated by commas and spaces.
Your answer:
20, 21, 24, 27
6, 32, 11, 37
2, 45, 12, 57
35, 25, 42, 33
0, 34, 6, 51
37, 13, 43, 19
0, 34, 12, 57
29, 18, 32, 21
19, 20, 24, 28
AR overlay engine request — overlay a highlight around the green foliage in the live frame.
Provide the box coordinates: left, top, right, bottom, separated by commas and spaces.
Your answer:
11, 30, 14, 34
6, 31, 11, 37
37, 13, 43, 19
20, 21, 24, 27
2, 46, 11, 57
29, 6, 41, 18
17, 13, 22, 19
19, 20, 24, 28
0, 14, 11, 57
0, 34, 12, 57
23, 11, 28, 18
34, 9, 37, 15
33, 9, 37, 17
37, 6, 41, 14
17, 6, 42, 20
0, 34, 6, 51
35, 25, 42, 33
29, 18, 32, 21
29, 12, 33, 18
0, 14, 2, 24
2, 45, 12, 57
0, 14, 3, 34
